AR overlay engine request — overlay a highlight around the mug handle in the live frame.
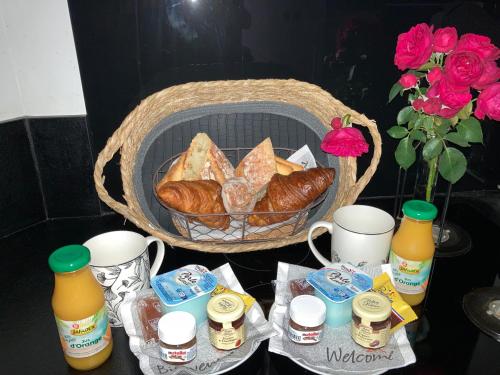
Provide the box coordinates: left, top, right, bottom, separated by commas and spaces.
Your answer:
145, 236, 165, 278
307, 221, 334, 267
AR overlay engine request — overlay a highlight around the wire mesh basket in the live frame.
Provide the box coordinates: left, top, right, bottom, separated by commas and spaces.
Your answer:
153, 148, 328, 243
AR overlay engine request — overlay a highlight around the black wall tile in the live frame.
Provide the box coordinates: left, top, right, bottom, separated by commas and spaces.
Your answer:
0, 120, 45, 236
29, 117, 100, 218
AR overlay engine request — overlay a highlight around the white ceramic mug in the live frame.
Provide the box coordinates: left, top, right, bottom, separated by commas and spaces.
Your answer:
83, 231, 165, 327
307, 205, 395, 267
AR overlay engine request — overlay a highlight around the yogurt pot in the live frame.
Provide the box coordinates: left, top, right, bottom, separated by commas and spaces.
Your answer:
151, 264, 217, 325
306, 263, 372, 327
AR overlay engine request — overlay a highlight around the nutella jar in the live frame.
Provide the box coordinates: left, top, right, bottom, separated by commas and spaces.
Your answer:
288, 295, 326, 345
158, 311, 197, 365
207, 293, 246, 350
351, 292, 392, 349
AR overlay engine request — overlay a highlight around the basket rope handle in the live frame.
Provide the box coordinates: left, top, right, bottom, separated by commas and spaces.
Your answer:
93, 127, 134, 220
346, 113, 382, 202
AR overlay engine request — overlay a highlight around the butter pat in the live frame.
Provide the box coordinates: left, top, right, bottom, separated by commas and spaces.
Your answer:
306, 263, 372, 327
151, 265, 217, 325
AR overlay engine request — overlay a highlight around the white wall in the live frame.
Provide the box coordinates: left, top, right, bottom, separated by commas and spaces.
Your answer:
0, 0, 86, 122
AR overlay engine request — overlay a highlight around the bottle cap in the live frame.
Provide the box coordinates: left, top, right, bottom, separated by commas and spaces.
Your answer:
158, 311, 196, 345
48, 245, 90, 273
352, 292, 392, 322
289, 295, 326, 327
207, 293, 245, 323
403, 200, 438, 221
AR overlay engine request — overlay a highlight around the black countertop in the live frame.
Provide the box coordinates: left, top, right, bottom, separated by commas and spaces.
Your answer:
1, 196, 499, 375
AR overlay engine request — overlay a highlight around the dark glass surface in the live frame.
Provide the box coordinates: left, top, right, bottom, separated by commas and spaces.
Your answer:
1, 196, 500, 374
0, 119, 45, 236
29, 117, 101, 218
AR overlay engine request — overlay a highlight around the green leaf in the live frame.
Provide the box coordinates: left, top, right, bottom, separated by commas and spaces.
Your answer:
414, 116, 424, 130
397, 106, 414, 125
407, 70, 426, 78
417, 62, 440, 71
423, 116, 434, 131
457, 101, 473, 120
435, 123, 450, 136
444, 132, 470, 147
439, 147, 467, 184
450, 116, 459, 126
419, 87, 428, 95
395, 137, 416, 170
387, 126, 409, 139
388, 82, 404, 103
457, 117, 483, 143
422, 138, 443, 161
410, 130, 426, 142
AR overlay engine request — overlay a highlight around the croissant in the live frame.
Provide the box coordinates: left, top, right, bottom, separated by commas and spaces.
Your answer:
248, 167, 335, 226
156, 180, 230, 230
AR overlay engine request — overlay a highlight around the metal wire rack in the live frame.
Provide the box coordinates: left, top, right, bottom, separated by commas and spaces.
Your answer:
152, 147, 328, 243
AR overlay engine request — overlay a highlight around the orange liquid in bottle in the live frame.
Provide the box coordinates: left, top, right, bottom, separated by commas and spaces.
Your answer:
389, 200, 437, 306
50, 245, 113, 370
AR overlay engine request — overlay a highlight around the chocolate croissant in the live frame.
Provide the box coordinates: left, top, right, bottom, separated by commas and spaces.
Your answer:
156, 180, 230, 230
248, 167, 335, 226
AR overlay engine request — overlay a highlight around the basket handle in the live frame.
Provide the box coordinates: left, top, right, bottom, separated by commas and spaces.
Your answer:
348, 114, 382, 201
93, 128, 134, 220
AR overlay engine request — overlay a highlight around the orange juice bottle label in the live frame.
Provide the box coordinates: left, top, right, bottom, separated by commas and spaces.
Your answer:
389, 251, 432, 295
54, 305, 111, 358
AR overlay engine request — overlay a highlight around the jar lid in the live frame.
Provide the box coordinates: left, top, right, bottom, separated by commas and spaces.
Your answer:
158, 311, 196, 345
48, 245, 90, 273
402, 200, 437, 221
352, 292, 391, 322
207, 293, 245, 323
289, 295, 326, 327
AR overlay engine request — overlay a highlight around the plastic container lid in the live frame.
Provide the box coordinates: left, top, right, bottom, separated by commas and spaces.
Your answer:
402, 200, 438, 221
352, 292, 391, 322
48, 245, 90, 273
306, 263, 373, 303
289, 295, 326, 327
158, 311, 197, 345
151, 265, 218, 307
207, 293, 245, 323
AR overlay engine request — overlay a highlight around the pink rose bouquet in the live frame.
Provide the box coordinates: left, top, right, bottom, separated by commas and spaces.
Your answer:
388, 24, 499, 200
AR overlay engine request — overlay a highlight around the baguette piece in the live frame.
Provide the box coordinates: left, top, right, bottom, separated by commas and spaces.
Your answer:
235, 138, 276, 194
248, 167, 335, 226
157, 152, 186, 189
182, 133, 235, 185
275, 156, 304, 175
156, 180, 229, 230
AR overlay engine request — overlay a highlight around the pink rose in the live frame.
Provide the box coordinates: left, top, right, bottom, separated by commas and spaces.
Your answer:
438, 79, 472, 110
475, 82, 500, 121
472, 60, 500, 90
321, 127, 369, 157
412, 98, 425, 111
422, 97, 442, 115
330, 117, 343, 130
438, 107, 461, 119
399, 73, 419, 88
427, 67, 443, 85
444, 51, 484, 88
456, 33, 500, 61
394, 23, 434, 70
433, 27, 458, 53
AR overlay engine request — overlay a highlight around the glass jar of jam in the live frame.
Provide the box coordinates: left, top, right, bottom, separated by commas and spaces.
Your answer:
288, 295, 326, 345
207, 293, 245, 350
351, 292, 392, 349
158, 311, 197, 365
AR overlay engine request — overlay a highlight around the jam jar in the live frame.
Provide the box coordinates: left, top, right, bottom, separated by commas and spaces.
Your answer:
288, 295, 326, 345
351, 292, 392, 349
207, 293, 246, 350
158, 311, 197, 365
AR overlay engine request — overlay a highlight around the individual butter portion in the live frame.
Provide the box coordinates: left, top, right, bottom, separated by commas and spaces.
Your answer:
372, 272, 417, 333
211, 285, 255, 312
151, 264, 217, 325
306, 263, 372, 327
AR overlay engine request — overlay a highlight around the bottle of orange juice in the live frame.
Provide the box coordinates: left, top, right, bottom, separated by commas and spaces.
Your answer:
49, 245, 113, 370
389, 200, 437, 306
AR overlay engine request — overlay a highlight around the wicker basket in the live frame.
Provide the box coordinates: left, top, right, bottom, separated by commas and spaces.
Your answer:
94, 79, 381, 253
